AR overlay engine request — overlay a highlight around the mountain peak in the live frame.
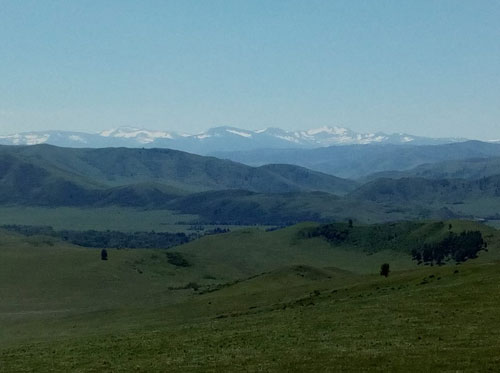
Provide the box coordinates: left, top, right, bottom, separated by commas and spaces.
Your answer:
202, 126, 254, 138
0, 125, 466, 151
99, 126, 175, 143
305, 126, 350, 136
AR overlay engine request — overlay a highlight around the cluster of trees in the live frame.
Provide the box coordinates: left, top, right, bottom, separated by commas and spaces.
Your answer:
2, 225, 189, 249
60, 230, 190, 249
265, 225, 288, 232
3, 224, 56, 237
411, 231, 486, 265
301, 220, 426, 251
300, 222, 486, 266
203, 227, 230, 236
302, 223, 350, 244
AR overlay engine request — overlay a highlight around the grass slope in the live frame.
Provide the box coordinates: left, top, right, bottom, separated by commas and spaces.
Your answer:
349, 176, 500, 214
0, 144, 357, 197
1, 219, 495, 317
365, 156, 500, 181
4, 144, 500, 224
3, 255, 500, 370
0, 222, 415, 318
1, 220, 500, 370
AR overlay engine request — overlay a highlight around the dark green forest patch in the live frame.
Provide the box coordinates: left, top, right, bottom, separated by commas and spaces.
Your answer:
300, 220, 488, 264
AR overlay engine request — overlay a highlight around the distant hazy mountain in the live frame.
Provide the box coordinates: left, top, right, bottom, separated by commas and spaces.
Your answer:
3, 143, 500, 223
349, 175, 500, 205
0, 125, 464, 153
363, 156, 500, 181
213, 141, 500, 179
0, 144, 357, 207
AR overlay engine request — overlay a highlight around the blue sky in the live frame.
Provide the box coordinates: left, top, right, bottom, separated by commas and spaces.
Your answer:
1, 0, 499, 139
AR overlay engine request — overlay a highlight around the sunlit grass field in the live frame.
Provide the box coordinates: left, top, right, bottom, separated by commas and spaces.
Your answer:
1, 220, 500, 371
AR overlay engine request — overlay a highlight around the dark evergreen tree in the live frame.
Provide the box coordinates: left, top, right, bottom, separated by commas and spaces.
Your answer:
380, 263, 390, 277
101, 249, 108, 261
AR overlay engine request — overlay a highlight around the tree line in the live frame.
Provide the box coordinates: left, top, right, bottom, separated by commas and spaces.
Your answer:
2, 225, 189, 249
411, 231, 486, 265
300, 221, 487, 265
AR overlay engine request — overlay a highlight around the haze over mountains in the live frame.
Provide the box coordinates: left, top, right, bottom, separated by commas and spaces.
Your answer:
3, 141, 500, 224
0, 125, 465, 153
0, 143, 355, 203
214, 141, 500, 179
3, 123, 500, 224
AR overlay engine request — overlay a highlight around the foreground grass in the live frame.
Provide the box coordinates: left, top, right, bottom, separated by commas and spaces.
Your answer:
2, 262, 500, 372
2, 220, 500, 371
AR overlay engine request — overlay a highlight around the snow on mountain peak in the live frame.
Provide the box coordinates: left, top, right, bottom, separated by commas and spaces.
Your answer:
99, 126, 174, 143
68, 135, 87, 143
99, 128, 118, 137
0, 133, 50, 145
226, 129, 252, 138
0, 125, 466, 149
203, 126, 253, 138
306, 126, 349, 136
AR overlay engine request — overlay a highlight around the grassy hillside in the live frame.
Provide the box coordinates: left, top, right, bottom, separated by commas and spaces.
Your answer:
0, 144, 357, 197
174, 223, 417, 280
2, 220, 500, 370
342, 176, 500, 223
258, 163, 358, 194
0, 222, 416, 315
3, 219, 464, 323
167, 189, 437, 225
169, 190, 338, 225
4, 144, 500, 225
0, 152, 98, 205
365, 156, 500, 181
180, 219, 499, 277
1, 220, 495, 316
349, 176, 500, 206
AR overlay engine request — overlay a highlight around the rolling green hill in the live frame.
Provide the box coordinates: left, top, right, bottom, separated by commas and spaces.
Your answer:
349, 176, 500, 204
0, 152, 98, 205
0, 144, 357, 198
5, 219, 488, 318
365, 156, 500, 181
2, 219, 500, 371
258, 163, 357, 193
4, 143, 500, 228
172, 220, 498, 278
168, 190, 341, 224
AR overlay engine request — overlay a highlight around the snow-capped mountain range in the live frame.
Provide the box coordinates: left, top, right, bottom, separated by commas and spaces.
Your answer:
0, 125, 465, 154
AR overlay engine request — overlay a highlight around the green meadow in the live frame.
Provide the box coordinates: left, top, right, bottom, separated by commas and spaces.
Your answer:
0, 206, 258, 233
1, 220, 500, 371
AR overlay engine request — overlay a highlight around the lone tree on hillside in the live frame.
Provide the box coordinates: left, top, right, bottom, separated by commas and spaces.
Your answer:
348, 219, 353, 229
101, 249, 108, 261
380, 263, 390, 277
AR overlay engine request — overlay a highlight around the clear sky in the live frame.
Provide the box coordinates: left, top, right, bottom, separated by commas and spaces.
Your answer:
1, 0, 499, 139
